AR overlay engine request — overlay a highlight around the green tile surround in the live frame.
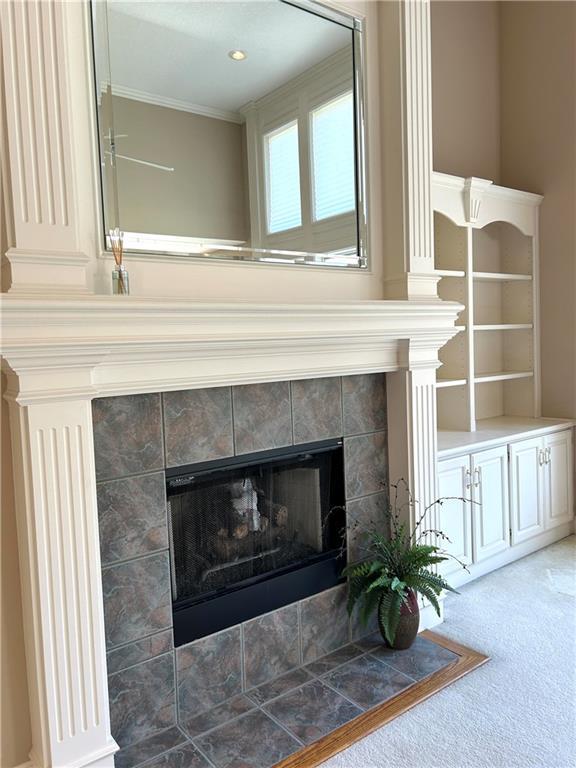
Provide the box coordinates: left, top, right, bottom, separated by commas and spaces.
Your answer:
92, 374, 390, 765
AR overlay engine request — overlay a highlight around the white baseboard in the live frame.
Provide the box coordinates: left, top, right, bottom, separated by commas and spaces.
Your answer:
448, 523, 573, 590
419, 598, 445, 631
418, 523, 573, 632
14, 740, 118, 768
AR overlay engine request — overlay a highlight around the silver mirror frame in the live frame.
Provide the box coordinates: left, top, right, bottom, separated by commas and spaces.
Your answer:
90, 0, 369, 270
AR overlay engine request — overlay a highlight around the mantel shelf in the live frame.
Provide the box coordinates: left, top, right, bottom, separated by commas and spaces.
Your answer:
0, 295, 463, 402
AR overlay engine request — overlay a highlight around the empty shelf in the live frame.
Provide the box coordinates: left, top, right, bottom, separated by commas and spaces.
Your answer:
436, 269, 466, 278
475, 371, 534, 384
473, 272, 532, 282
474, 324, 533, 331
436, 378, 467, 389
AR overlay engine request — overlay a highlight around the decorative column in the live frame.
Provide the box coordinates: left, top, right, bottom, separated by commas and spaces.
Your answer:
387, 340, 439, 525
3, 357, 118, 768
386, 341, 442, 625
0, 0, 96, 294
379, 0, 439, 300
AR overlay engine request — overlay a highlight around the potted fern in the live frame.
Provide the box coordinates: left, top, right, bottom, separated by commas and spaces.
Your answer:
344, 483, 466, 650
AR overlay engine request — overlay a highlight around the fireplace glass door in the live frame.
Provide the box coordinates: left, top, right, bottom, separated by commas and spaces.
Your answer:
166, 440, 346, 643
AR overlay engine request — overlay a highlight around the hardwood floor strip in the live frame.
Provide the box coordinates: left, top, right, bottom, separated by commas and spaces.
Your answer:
275, 631, 490, 768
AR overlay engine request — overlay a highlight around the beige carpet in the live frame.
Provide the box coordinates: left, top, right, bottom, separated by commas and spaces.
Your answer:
323, 535, 576, 768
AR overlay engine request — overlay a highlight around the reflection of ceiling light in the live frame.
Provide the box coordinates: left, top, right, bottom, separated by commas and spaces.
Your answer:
228, 50, 247, 61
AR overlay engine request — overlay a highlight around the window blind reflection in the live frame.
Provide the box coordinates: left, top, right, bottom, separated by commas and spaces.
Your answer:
265, 121, 302, 234
311, 91, 355, 221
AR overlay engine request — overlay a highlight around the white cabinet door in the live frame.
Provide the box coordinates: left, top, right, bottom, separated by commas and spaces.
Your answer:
544, 430, 574, 529
510, 437, 545, 544
471, 445, 510, 561
437, 455, 473, 575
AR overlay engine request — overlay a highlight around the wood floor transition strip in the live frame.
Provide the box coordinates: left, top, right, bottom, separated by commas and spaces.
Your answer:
274, 631, 490, 768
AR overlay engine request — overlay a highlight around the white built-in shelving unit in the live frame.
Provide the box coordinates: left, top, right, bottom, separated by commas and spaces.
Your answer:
433, 173, 574, 589
432, 172, 542, 433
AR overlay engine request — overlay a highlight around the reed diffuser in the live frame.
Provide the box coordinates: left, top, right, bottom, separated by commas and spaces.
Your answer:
109, 227, 129, 295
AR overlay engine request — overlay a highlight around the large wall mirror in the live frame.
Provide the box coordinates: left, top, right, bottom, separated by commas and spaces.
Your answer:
91, 0, 368, 268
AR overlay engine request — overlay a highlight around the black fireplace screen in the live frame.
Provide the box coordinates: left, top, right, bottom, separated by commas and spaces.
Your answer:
166, 440, 346, 611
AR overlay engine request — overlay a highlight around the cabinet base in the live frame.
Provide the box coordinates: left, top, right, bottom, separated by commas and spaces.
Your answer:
447, 522, 574, 590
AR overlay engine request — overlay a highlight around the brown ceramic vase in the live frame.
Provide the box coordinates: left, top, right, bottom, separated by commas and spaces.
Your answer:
378, 588, 420, 650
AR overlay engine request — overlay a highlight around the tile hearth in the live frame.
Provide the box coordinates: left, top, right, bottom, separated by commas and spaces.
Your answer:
114, 634, 459, 768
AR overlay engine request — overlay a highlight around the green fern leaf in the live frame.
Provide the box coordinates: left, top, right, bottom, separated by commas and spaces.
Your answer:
366, 573, 392, 593
417, 570, 459, 595
411, 582, 441, 616
359, 587, 380, 626
377, 590, 403, 646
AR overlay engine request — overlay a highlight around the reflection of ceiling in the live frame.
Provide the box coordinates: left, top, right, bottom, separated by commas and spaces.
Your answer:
106, 1, 352, 115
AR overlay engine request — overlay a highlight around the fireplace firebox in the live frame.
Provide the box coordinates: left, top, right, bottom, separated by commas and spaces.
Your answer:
166, 440, 346, 646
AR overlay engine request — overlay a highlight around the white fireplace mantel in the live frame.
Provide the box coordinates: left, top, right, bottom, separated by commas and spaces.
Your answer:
1, 0, 449, 764
1, 296, 462, 401
1, 294, 462, 768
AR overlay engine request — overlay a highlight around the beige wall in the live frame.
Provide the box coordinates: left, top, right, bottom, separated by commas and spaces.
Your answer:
106, 96, 249, 241
432, 0, 576, 418
500, 1, 576, 418
431, 0, 501, 182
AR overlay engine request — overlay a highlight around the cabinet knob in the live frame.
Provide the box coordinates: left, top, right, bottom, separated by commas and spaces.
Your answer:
474, 467, 481, 488
465, 469, 472, 489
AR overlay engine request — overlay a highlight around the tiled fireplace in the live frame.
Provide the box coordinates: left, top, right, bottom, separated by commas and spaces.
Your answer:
92, 374, 389, 763
2, 293, 460, 768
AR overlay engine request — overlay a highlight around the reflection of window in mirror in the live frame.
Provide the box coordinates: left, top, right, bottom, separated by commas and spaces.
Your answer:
91, 0, 367, 268
263, 90, 355, 239
311, 92, 355, 222
265, 121, 302, 235
242, 45, 356, 259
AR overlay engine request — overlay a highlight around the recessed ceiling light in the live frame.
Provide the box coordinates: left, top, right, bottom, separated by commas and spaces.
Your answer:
228, 50, 247, 61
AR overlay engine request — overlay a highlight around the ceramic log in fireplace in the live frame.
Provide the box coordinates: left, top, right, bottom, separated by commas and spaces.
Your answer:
166, 440, 346, 645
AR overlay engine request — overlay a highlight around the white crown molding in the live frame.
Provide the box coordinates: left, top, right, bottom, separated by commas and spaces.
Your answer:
0, 295, 463, 326
6, 249, 92, 266
111, 84, 243, 124
5, 249, 93, 294
239, 45, 352, 115
432, 171, 543, 234
431, 172, 543, 208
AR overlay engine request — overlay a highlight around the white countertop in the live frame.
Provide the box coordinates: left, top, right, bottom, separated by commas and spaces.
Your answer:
438, 416, 575, 458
